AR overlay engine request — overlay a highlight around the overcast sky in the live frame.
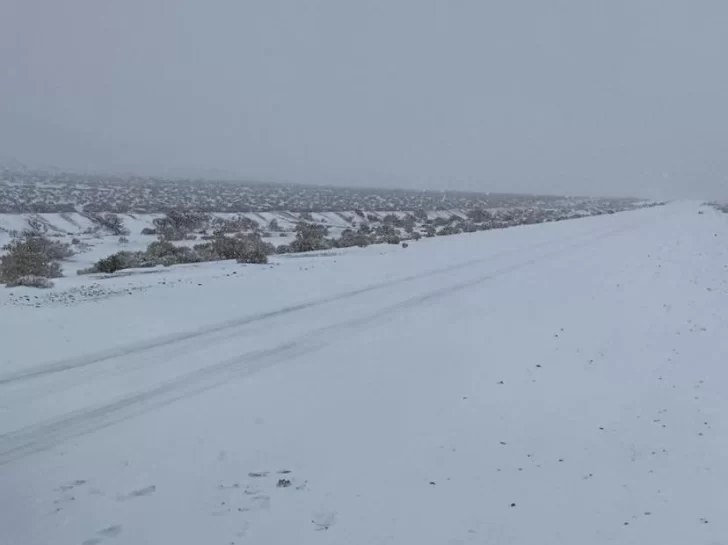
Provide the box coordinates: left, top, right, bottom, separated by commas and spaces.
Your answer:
1, 1, 727, 198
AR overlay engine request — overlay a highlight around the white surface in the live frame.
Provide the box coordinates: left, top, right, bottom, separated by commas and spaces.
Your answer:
1, 202, 727, 545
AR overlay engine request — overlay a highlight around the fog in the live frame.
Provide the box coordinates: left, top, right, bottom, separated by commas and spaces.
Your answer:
2, 1, 727, 199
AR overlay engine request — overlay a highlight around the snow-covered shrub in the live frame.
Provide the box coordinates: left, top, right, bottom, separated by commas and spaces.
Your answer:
155, 210, 211, 240
90, 251, 147, 273
89, 213, 130, 236
209, 233, 271, 263
210, 215, 258, 234
335, 229, 371, 248
0, 233, 66, 284
6, 275, 54, 289
290, 222, 331, 253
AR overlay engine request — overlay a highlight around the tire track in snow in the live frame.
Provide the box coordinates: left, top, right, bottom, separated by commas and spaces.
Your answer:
0, 220, 631, 386
0, 219, 645, 464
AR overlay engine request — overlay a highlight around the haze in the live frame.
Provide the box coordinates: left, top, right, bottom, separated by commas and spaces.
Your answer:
1, 1, 727, 199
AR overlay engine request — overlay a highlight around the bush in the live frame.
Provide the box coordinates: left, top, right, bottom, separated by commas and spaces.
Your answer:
211, 215, 258, 234
141, 227, 157, 235
155, 210, 211, 240
290, 222, 331, 253
89, 213, 130, 236
25, 216, 48, 235
6, 275, 55, 289
212, 233, 271, 263
437, 225, 461, 236
91, 251, 146, 273
466, 209, 493, 223
0, 233, 65, 284
336, 229, 371, 248
118, 236, 129, 244
86, 232, 274, 274
45, 239, 75, 260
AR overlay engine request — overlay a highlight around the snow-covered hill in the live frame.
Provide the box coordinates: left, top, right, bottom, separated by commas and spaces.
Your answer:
1, 202, 727, 545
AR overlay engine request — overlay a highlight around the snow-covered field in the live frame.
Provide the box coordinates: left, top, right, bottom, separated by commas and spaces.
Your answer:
2, 201, 727, 544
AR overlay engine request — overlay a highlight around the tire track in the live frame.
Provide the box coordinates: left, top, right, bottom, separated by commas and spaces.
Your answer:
0, 219, 645, 464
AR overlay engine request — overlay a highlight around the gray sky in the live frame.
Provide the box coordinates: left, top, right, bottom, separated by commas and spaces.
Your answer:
2, 1, 727, 199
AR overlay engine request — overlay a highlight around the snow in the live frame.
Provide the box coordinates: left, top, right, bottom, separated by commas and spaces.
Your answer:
2, 202, 728, 544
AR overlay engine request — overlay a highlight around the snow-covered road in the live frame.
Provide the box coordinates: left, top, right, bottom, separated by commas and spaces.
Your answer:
2, 202, 728, 544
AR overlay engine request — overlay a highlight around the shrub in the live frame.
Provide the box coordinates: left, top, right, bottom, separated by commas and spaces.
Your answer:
91, 251, 146, 273
467, 209, 493, 223
336, 229, 371, 248
25, 216, 48, 235
118, 236, 129, 244
6, 275, 55, 289
89, 213, 130, 236
290, 222, 331, 253
47, 241, 74, 260
211, 215, 258, 234
212, 233, 271, 263
437, 225, 461, 236
155, 210, 211, 240
0, 233, 65, 284
141, 227, 157, 235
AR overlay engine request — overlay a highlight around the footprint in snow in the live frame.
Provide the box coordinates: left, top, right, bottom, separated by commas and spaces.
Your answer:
98, 526, 122, 538
80, 525, 122, 545
116, 485, 156, 502
312, 512, 337, 531
57, 480, 87, 493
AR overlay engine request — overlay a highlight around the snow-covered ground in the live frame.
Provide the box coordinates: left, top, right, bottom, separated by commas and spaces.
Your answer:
2, 202, 727, 545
